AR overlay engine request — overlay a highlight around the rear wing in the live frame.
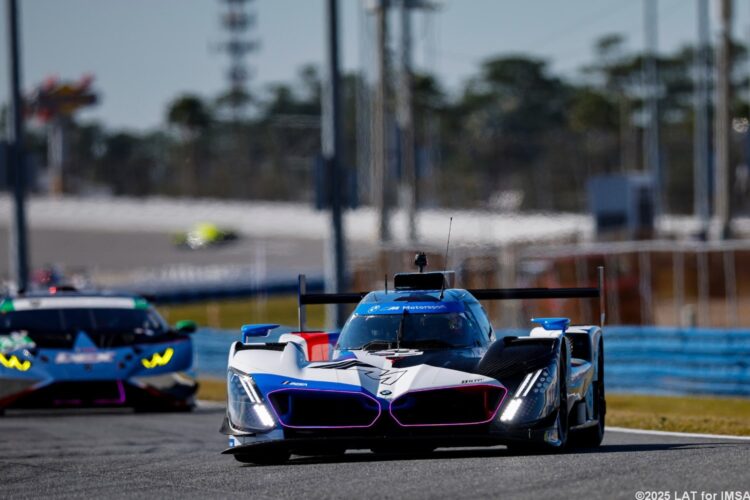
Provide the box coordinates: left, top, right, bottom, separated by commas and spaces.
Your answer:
296, 267, 605, 331
297, 275, 365, 331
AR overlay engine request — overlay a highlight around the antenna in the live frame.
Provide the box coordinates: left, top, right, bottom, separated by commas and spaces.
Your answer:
439, 217, 453, 299
384, 274, 388, 294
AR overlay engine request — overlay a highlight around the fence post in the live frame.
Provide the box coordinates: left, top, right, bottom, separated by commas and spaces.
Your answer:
723, 249, 738, 327
298, 274, 307, 331
697, 250, 710, 326
605, 254, 620, 325
673, 250, 684, 326
576, 256, 591, 323
639, 251, 654, 325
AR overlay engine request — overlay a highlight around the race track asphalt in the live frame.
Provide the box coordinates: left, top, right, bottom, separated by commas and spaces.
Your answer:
1, 406, 748, 499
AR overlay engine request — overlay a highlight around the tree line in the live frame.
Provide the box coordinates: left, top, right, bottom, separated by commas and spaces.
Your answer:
10, 34, 750, 214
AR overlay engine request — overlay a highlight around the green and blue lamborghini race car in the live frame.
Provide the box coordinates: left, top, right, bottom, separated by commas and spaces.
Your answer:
0, 288, 198, 413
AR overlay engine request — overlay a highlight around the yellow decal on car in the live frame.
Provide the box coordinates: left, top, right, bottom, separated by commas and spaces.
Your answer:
141, 348, 174, 369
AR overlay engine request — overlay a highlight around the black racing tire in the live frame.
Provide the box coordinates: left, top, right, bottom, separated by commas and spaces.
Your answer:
570, 339, 606, 448
554, 342, 570, 450
233, 450, 291, 465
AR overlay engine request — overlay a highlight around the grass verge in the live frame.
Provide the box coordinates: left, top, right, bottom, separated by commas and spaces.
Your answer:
197, 384, 750, 437
197, 378, 226, 402
605, 393, 750, 436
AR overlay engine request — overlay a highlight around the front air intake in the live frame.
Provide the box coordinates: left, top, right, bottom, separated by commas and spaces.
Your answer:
390, 385, 506, 427
267, 389, 381, 429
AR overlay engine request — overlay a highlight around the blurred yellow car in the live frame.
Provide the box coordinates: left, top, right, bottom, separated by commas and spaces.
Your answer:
173, 222, 239, 250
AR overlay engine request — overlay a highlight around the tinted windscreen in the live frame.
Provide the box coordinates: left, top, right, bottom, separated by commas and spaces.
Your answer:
0, 308, 170, 348
337, 312, 482, 350
0, 310, 74, 348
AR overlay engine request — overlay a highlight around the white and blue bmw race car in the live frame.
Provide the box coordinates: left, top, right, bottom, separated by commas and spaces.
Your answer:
222, 260, 606, 464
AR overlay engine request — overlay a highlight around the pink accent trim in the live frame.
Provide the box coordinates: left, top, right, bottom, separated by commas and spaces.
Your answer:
267, 388, 381, 429
93, 380, 126, 405
389, 383, 508, 427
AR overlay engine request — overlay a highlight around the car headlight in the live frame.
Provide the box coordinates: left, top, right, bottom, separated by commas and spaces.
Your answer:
141, 347, 174, 369
499, 366, 556, 423
227, 369, 276, 432
0, 353, 31, 371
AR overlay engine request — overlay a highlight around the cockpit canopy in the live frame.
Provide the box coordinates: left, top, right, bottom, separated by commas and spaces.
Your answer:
336, 295, 491, 351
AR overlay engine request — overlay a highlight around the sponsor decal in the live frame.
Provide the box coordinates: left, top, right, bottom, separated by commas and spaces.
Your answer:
461, 378, 484, 384
379, 390, 392, 396
55, 351, 116, 364
355, 301, 464, 316
314, 360, 407, 385
0, 332, 36, 354
282, 381, 308, 387
362, 368, 406, 385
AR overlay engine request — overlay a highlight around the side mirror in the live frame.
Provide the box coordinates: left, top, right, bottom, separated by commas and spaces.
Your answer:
241, 323, 279, 342
174, 320, 197, 334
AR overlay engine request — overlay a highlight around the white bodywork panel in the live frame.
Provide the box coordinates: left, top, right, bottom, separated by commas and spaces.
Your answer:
230, 341, 502, 400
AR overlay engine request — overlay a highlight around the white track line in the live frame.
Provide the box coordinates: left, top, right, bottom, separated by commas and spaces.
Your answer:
607, 426, 750, 442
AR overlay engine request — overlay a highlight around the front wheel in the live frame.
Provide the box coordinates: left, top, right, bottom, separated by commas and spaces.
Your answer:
552, 346, 570, 450
570, 339, 605, 448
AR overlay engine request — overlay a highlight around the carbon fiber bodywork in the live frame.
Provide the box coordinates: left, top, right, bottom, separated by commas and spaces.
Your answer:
223, 275, 605, 462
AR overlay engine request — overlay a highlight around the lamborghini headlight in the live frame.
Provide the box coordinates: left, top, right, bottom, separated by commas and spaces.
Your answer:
141, 348, 174, 369
227, 369, 276, 432
0, 353, 31, 371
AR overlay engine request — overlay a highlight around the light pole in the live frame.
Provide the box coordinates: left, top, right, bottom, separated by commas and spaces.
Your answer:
6, 0, 29, 291
323, 0, 347, 327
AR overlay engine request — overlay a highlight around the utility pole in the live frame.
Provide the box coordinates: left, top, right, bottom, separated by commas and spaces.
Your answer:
373, 0, 391, 243
398, 0, 417, 242
323, 0, 347, 327
714, 0, 732, 239
6, 0, 29, 292
694, 0, 711, 238
217, 0, 258, 120
643, 0, 662, 218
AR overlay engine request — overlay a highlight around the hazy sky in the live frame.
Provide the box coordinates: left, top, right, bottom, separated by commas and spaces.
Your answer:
1, 0, 748, 131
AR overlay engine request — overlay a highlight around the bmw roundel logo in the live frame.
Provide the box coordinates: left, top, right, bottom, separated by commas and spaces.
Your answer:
379, 390, 392, 396
368, 305, 381, 313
